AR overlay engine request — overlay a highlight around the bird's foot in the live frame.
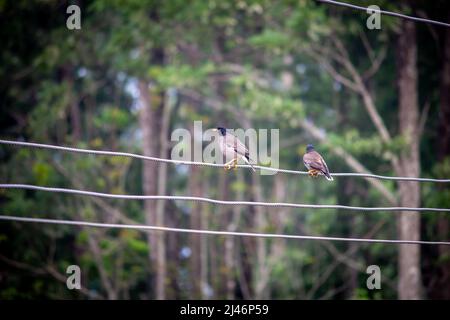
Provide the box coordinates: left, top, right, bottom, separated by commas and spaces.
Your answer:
308, 169, 318, 177
224, 160, 235, 171
232, 159, 238, 170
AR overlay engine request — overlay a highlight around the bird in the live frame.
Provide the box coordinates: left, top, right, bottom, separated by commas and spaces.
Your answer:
302, 144, 333, 181
213, 127, 256, 172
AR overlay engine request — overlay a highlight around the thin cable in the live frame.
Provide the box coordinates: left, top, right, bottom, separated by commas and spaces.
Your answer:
1, 139, 449, 183
316, 0, 450, 28
1, 184, 449, 213
1, 215, 448, 245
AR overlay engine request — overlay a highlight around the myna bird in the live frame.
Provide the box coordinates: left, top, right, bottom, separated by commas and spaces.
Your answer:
303, 144, 333, 181
213, 127, 256, 172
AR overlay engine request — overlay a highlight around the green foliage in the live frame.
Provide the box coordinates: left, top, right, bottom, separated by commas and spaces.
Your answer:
94, 106, 131, 131
328, 130, 407, 159
32, 162, 53, 185
150, 63, 216, 89
249, 29, 291, 50
424, 158, 450, 208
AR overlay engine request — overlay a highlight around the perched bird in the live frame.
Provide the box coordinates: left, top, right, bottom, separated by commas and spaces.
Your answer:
213, 127, 256, 172
303, 144, 333, 181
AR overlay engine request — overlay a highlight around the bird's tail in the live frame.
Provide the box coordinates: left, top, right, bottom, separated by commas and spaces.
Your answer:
324, 172, 334, 181
243, 154, 256, 172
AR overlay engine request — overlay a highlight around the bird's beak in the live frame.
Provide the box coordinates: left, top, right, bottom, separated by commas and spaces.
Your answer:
212, 129, 217, 132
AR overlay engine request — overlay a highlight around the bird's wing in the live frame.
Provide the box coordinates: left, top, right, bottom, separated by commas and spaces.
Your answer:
303, 151, 328, 173
319, 156, 331, 176
224, 133, 249, 157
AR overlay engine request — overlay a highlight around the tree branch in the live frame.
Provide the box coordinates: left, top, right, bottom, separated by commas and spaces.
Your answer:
315, 37, 401, 173
332, 37, 393, 144
418, 99, 431, 138
363, 46, 387, 80
0, 254, 101, 299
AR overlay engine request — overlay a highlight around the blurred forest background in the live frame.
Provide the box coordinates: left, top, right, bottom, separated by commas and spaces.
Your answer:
0, 0, 450, 300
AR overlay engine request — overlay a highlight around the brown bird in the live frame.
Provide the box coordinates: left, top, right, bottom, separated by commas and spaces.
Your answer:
213, 127, 256, 172
303, 144, 333, 181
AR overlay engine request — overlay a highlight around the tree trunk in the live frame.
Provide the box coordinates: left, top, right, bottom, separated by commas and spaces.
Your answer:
252, 173, 269, 299
214, 171, 231, 298
189, 161, 204, 298
439, 13, 450, 160
395, 18, 422, 300
63, 66, 82, 142
153, 91, 172, 299
138, 80, 163, 299
224, 232, 235, 299
436, 11, 450, 299
225, 174, 244, 299
200, 179, 209, 299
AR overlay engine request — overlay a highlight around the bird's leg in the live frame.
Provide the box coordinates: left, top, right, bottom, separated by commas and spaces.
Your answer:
224, 159, 235, 170
232, 158, 238, 170
308, 169, 318, 177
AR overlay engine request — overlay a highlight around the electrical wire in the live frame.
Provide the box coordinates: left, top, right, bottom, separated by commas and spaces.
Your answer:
1, 139, 449, 183
1, 184, 449, 213
316, 0, 450, 28
1, 214, 448, 245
